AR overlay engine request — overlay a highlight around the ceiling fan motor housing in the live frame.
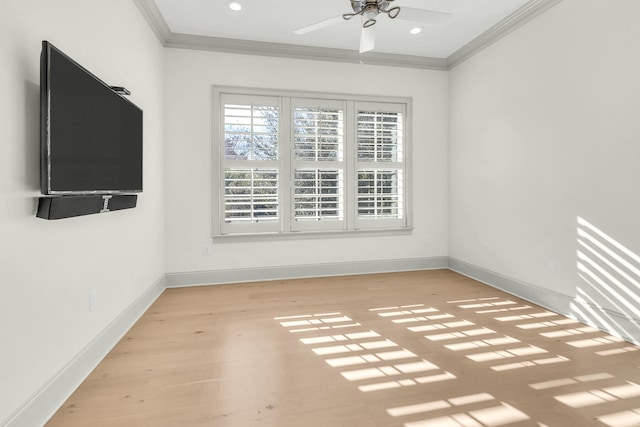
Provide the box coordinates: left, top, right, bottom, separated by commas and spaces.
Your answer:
351, 0, 390, 13
346, 0, 400, 29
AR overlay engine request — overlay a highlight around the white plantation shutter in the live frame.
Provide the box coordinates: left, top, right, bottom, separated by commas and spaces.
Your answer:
220, 94, 281, 234
224, 168, 278, 222
356, 102, 406, 229
357, 111, 403, 162
214, 89, 410, 236
357, 169, 404, 218
293, 105, 343, 162
294, 169, 343, 219
291, 99, 346, 231
224, 103, 278, 161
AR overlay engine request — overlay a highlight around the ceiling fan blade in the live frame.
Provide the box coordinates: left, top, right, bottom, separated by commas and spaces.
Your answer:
359, 25, 375, 53
294, 15, 344, 35
395, 7, 452, 25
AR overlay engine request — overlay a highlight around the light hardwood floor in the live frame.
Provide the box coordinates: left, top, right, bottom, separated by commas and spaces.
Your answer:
46, 270, 640, 426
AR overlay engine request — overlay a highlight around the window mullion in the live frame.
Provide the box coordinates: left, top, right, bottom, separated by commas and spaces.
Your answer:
281, 96, 292, 232
345, 101, 356, 231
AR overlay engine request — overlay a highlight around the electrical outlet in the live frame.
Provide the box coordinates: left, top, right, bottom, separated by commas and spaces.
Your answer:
203, 245, 212, 256
89, 290, 97, 312
483, 242, 491, 254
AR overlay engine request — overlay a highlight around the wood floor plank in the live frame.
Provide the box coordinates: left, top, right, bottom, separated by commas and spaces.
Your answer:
46, 270, 640, 426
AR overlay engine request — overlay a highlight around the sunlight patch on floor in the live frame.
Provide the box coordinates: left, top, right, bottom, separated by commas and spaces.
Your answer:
597, 408, 640, 427
444, 336, 520, 352
566, 335, 625, 348
516, 318, 579, 330
495, 311, 558, 322
555, 381, 640, 408
491, 355, 569, 372
467, 345, 547, 362
387, 393, 530, 427
529, 373, 614, 390
277, 310, 456, 394
425, 327, 496, 341
596, 346, 639, 356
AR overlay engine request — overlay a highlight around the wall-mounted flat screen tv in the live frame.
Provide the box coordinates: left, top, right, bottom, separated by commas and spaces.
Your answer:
40, 41, 143, 195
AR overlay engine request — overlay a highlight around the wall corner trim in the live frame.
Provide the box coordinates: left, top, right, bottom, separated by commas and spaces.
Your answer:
1, 276, 165, 427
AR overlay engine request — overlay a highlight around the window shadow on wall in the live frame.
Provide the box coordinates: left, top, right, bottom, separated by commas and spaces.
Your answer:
574, 217, 640, 344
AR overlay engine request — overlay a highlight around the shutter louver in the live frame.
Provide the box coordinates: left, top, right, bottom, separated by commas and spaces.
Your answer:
294, 169, 343, 221
357, 111, 403, 163
357, 169, 403, 219
224, 168, 278, 223
294, 107, 343, 161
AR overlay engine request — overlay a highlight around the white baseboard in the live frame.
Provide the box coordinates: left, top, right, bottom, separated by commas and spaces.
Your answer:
2, 276, 166, 427
569, 297, 640, 346
165, 256, 449, 288
448, 257, 640, 346
448, 257, 573, 313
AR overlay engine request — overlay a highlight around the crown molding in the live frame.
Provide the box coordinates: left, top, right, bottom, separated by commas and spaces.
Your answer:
166, 33, 448, 70
133, 0, 563, 71
447, 0, 564, 69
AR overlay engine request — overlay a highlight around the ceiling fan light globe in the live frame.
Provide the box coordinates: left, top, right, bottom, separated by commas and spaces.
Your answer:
363, 4, 379, 19
388, 6, 400, 19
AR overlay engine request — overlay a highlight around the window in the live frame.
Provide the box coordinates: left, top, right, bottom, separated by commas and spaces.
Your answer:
214, 88, 411, 236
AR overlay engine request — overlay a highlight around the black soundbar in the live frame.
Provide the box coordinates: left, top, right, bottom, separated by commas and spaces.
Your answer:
37, 195, 137, 220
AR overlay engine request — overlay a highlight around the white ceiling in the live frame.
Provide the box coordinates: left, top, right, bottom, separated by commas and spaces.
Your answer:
151, 0, 534, 59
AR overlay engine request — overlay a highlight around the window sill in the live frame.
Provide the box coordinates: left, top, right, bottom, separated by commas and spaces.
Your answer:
211, 227, 414, 243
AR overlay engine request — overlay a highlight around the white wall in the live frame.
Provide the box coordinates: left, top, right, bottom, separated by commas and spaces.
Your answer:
449, 0, 640, 341
0, 0, 165, 424
163, 49, 449, 276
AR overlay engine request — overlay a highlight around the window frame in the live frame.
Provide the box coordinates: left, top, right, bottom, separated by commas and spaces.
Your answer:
212, 86, 413, 238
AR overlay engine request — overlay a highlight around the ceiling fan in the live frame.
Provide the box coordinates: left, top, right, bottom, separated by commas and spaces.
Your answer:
294, 0, 452, 54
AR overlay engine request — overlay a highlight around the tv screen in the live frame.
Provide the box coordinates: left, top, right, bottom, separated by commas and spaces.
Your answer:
40, 41, 143, 195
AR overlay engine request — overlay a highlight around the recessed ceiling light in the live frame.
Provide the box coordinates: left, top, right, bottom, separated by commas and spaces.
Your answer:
227, 1, 242, 12
410, 27, 423, 35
